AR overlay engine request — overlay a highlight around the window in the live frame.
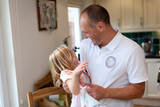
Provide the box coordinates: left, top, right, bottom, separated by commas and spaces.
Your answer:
68, 6, 81, 58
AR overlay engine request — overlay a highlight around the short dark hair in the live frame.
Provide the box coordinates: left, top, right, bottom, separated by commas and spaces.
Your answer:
81, 4, 110, 27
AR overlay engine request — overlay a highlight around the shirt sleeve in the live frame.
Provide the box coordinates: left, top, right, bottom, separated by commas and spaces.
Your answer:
60, 70, 73, 83
127, 46, 148, 83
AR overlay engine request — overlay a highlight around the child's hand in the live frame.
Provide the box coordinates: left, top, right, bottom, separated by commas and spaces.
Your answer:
73, 61, 88, 76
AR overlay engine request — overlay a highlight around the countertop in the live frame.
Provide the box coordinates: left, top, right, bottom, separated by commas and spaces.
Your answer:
145, 55, 160, 58
145, 52, 160, 58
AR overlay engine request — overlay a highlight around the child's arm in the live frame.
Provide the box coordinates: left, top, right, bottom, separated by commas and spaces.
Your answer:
66, 61, 88, 95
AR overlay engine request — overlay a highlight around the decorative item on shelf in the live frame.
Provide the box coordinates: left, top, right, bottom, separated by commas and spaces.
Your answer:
37, 0, 57, 31
63, 36, 70, 46
141, 40, 152, 55
141, 36, 152, 56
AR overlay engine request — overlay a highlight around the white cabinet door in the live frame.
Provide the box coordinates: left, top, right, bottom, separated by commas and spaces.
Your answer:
96, 0, 121, 29
144, 61, 160, 99
121, 0, 143, 30
96, 0, 143, 30
96, 0, 160, 31
143, 0, 160, 29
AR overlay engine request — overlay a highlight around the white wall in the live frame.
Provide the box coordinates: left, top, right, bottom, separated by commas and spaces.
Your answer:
0, 0, 95, 106
68, 0, 82, 5
81, 0, 95, 10
6, 0, 69, 106
0, 12, 11, 107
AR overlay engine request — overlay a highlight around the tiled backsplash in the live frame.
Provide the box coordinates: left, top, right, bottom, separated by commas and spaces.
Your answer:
122, 31, 160, 54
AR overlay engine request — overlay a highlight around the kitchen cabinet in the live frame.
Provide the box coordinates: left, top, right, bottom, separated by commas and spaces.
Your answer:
96, 0, 143, 30
96, 0, 121, 29
96, 0, 160, 32
143, 0, 160, 29
133, 59, 160, 107
144, 59, 160, 99
121, 0, 143, 30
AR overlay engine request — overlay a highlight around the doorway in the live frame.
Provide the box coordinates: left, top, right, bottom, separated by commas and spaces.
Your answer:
68, 5, 81, 59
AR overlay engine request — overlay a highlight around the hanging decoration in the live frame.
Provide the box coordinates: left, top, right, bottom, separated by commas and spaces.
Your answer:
37, 0, 57, 31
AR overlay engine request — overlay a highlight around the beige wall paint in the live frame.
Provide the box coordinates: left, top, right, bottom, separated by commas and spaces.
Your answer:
8, 0, 69, 106
0, 0, 94, 106
81, 0, 95, 10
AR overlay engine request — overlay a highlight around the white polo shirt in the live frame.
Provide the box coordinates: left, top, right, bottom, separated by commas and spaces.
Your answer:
80, 31, 148, 107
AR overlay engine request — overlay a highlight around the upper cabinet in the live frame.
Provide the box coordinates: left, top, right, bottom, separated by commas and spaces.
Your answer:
96, 0, 160, 32
143, 0, 160, 29
121, 0, 143, 30
96, 0, 121, 29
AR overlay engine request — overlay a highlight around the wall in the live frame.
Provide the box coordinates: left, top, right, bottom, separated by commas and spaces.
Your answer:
6, 0, 69, 106
68, 0, 82, 5
0, 0, 95, 106
81, 0, 95, 10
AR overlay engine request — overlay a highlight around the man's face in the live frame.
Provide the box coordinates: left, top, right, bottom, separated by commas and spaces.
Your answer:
80, 13, 101, 46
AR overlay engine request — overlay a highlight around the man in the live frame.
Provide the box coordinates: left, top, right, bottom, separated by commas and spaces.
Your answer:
64, 4, 148, 107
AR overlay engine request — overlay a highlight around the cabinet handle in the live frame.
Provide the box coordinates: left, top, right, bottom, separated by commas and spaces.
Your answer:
140, 17, 143, 26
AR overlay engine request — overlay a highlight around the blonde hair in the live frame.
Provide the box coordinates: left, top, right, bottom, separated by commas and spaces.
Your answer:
49, 44, 74, 87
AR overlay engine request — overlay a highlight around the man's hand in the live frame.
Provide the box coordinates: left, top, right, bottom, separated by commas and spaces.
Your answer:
86, 82, 145, 100
63, 83, 71, 94
86, 84, 106, 100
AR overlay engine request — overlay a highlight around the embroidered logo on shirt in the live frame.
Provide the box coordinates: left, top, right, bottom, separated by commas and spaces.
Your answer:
106, 56, 116, 68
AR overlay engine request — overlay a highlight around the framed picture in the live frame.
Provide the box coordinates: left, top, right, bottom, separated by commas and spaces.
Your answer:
37, 0, 57, 31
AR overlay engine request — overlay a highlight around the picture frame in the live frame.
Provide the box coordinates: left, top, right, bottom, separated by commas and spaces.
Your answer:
37, 0, 57, 31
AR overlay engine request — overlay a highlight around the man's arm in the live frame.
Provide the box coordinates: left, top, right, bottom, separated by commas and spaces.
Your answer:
86, 82, 145, 100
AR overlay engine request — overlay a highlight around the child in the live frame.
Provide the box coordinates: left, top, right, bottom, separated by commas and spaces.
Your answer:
49, 45, 99, 107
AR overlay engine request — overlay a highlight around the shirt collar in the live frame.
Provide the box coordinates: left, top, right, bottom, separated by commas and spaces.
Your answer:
104, 30, 122, 51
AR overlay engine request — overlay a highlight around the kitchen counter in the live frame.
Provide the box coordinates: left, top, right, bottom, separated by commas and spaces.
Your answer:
146, 58, 160, 62
145, 55, 160, 58
145, 52, 160, 59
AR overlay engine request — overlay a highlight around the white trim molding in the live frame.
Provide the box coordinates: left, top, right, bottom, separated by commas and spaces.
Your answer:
0, 15, 10, 107
0, 0, 19, 106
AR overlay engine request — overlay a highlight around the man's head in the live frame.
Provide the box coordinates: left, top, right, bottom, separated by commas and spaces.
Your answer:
81, 4, 110, 27
80, 4, 111, 46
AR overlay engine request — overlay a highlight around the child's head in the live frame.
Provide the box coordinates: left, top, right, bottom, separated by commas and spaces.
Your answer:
49, 44, 78, 87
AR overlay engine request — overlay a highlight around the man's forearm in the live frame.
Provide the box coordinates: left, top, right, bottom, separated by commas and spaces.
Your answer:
104, 82, 145, 100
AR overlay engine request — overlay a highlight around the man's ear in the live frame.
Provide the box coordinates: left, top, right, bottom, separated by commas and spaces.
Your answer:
96, 22, 104, 32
